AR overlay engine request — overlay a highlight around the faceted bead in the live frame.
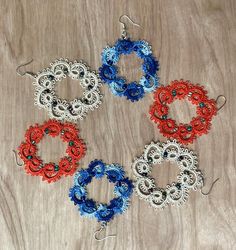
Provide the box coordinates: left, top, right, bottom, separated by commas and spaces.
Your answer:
187, 126, 192, 131
54, 165, 59, 171
52, 101, 57, 107
176, 183, 181, 189
178, 155, 184, 161
147, 157, 153, 163
163, 151, 168, 158
162, 115, 167, 120
48, 75, 54, 80
79, 71, 85, 78
199, 102, 205, 108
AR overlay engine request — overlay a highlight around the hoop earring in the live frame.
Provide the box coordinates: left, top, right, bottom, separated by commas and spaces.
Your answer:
99, 14, 159, 102
16, 59, 103, 122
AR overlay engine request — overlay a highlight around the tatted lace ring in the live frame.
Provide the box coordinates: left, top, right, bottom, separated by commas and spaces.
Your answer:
149, 79, 219, 144
17, 120, 86, 183
99, 15, 159, 102
69, 160, 133, 224
21, 59, 103, 122
132, 140, 204, 209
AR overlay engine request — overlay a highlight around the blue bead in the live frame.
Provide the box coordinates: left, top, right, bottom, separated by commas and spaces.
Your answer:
163, 151, 168, 158
162, 115, 167, 120
54, 165, 59, 171
199, 102, 205, 108
187, 126, 192, 131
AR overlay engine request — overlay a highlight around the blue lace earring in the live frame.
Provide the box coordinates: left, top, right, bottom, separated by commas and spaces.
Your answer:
69, 160, 133, 241
99, 15, 160, 102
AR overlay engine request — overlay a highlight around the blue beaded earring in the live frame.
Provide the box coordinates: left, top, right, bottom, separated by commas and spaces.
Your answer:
99, 15, 159, 102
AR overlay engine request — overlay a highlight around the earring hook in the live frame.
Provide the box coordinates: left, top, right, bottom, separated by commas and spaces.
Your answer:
119, 14, 140, 39
12, 150, 23, 167
94, 223, 116, 241
16, 59, 36, 79
216, 95, 226, 111
201, 178, 220, 195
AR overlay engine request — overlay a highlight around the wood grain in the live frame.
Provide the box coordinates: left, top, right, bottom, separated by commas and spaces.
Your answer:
0, 0, 236, 249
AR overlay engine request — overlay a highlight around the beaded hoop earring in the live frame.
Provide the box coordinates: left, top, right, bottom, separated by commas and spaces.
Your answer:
16, 59, 103, 122
15, 120, 86, 183
132, 140, 204, 209
149, 79, 226, 144
69, 160, 133, 240
99, 15, 159, 102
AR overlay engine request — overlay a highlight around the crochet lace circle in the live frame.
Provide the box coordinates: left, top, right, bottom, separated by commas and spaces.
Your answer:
149, 80, 217, 144
132, 140, 203, 209
33, 59, 102, 121
18, 120, 86, 183
99, 39, 159, 102
69, 160, 133, 223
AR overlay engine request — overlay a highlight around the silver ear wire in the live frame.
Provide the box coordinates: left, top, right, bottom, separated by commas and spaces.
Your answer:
93, 223, 116, 241
16, 59, 36, 79
216, 95, 227, 111
119, 14, 140, 39
12, 150, 23, 167
201, 178, 220, 196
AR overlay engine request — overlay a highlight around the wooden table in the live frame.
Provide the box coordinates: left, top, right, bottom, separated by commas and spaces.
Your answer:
0, 0, 235, 249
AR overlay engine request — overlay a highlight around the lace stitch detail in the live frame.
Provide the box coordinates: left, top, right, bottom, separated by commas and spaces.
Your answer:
32, 59, 102, 121
132, 140, 203, 209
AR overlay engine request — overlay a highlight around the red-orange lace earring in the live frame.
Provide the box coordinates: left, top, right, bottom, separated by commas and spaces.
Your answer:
149, 79, 226, 144
14, 120, 86, 183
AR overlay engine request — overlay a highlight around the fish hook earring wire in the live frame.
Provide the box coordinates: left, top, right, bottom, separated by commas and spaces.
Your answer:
201, 178, 220, 196
94, 223, 116, 241
119, 14, 141, 39
16, 59, 36, 78
12, 150, 23, 167
216, 95, 227, 111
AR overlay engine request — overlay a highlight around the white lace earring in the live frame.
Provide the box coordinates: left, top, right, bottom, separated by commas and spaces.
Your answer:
16, 59, 103, 122
132, 140, 218, 209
